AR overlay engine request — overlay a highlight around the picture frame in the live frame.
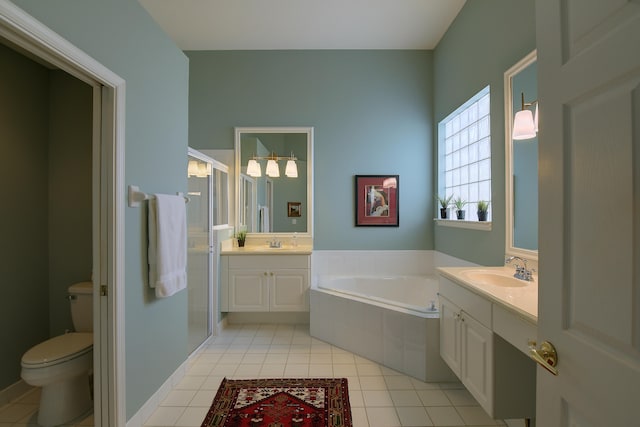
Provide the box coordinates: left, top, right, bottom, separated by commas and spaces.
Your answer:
287, 202, 302, 217
355, 175, 399, 227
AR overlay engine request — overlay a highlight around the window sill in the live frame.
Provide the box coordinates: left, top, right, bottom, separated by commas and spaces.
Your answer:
434, 218, 492, 231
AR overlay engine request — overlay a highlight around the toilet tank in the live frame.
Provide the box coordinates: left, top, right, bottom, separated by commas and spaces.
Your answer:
68, 282, 93, 332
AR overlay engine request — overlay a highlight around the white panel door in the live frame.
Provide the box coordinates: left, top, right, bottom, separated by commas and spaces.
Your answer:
460, 312, 493, 416
439, 296, 462, 375
536, 1, 640, 425
229, 271, 269, 311
270, 269, 308, 311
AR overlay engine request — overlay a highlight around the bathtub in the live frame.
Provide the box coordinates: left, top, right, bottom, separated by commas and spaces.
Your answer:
317, 276, 439, 316
310, 275, 456, 382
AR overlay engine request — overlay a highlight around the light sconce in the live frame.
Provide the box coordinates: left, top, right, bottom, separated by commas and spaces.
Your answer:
246, 152, 298, 178
285, 152, 298, 178
187, 160, 211, 177
512, 92, 539, 140
246, 159, 261, 177
265, 159, 280, 177
187, 160, 199, 177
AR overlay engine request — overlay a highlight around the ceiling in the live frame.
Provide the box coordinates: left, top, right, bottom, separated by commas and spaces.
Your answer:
139, 0, 466, 50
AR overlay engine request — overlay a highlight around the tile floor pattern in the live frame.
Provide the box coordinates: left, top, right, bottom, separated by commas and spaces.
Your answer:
0, 323, 506, 427
144, 323, 505, 427
0, 387, 93, 426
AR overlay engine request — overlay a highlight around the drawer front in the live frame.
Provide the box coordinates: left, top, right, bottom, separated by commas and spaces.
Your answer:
227, 254, 310, 270
439, 277, 492, 327
492, 304, 537, 355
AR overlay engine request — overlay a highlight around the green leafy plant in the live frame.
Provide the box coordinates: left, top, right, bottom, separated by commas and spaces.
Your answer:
235, 229, 247, 242
452, 197, 467, 211
435, 194, 454, 209
477, 200, 489, 213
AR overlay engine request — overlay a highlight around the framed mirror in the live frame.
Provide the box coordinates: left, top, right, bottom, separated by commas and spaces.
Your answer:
234, 127, 313, 237
504, 50, 538, 261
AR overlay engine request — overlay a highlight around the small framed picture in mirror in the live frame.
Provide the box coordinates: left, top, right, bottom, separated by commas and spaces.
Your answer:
288, 202, 302, 217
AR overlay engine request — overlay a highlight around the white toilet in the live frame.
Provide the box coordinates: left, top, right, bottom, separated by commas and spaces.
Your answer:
21, 282, 93, 427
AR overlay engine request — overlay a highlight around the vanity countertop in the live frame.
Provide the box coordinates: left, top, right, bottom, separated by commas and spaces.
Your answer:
221, 244, 313, 255
437, 266, 538, 324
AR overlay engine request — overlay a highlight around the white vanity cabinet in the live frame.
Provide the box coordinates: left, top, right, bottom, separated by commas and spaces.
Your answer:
221, 254, 310, 312
438, 275, 535, 420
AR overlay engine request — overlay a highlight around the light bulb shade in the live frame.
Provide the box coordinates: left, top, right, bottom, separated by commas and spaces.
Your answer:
196, 162, 210, 177
512, 109, 536, 140
187, 160, 199, 177
533, 103, 539, 133
266, 159, 280, 177
246, 159, 261, 177
285, 160, 298, 177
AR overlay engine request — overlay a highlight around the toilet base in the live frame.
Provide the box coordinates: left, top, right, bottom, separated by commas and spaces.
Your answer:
38, 374, 92, 427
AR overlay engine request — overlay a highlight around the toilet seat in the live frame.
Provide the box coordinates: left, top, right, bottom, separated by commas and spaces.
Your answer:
21, 332, 92, 368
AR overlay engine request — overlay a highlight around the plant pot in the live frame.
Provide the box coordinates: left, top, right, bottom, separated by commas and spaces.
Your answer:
477, 211, 488, 222
238, 239, 245, 247
440, 208, 448, 219
456, 209, 465, 220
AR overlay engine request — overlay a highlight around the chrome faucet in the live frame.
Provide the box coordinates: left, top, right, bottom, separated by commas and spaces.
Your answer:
268, 236, 282, 248
505, 256, 535, 281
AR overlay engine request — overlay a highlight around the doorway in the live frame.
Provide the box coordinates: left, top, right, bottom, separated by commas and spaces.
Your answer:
0, 3, 126, 425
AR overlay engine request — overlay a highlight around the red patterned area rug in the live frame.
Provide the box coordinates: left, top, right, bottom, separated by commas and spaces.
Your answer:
201, 378, 352, 427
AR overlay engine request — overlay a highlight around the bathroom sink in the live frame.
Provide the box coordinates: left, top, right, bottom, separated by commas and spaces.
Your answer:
461, 270, 529, 288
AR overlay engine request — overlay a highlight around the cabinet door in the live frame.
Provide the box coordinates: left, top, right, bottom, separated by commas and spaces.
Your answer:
229, 270, 269, 311
270, 269, 309, 311
460, 312, 493, 415
439, 296, 462, 375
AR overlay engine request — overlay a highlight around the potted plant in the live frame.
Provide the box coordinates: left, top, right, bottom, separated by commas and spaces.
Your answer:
477, 200, 489, 222
235, 229, 247, 247
453, 197, 467, 220
436, 194, 453, 219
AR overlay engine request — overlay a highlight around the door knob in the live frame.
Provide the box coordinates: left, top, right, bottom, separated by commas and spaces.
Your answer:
528, 340, 558, 376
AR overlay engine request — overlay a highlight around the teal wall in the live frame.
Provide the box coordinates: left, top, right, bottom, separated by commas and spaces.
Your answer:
433, 0, 536, 265
0, 43, 50, 390
13, 0, 190, 418
0, 48, 92, 392
187, 50, 434, 250
48, 71, 93, 337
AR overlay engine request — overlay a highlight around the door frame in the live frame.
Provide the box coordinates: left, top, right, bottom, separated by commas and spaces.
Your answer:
0, 2, 126, 426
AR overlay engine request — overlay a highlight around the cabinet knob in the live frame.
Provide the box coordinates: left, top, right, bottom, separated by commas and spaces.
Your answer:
270, 272, 274, 276
264, 272, 268, 276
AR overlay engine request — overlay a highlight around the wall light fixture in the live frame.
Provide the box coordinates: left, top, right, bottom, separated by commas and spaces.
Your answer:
513, 92, 539, 140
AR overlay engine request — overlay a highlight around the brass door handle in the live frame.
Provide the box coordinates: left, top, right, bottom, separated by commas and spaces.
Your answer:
528, 340, 558, 376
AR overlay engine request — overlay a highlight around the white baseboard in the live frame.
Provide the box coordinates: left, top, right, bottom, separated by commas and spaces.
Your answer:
125, 322, 234, 427
0, 380, 33, 406
505, 419, 531, 427
125, 355, 191, 427
226, 312, 309, 324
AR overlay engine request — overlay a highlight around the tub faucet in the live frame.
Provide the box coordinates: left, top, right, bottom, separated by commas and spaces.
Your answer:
505, 256, 535, 281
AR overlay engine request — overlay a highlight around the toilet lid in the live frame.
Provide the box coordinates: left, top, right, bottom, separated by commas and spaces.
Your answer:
22, 333, 93, 367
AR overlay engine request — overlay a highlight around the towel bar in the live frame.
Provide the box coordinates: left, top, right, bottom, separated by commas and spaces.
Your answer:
128, 185, 189, 208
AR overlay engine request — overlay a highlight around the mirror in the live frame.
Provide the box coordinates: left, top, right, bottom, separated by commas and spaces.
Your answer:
234, 127, 313, 237
505, 50, 538, 260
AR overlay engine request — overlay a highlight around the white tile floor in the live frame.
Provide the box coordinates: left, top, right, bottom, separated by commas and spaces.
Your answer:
0, 388, 93, 427
143, 323, 506, 427
0, 323, 506, 427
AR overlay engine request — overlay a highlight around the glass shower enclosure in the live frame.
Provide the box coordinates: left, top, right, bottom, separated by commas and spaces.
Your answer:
186, 148, 229, 353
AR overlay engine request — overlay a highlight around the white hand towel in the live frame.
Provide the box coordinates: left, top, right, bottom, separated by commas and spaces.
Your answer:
260, 206, 270, 233
148, 194, 187, 298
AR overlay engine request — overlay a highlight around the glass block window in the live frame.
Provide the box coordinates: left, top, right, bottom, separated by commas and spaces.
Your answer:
439, 86, 491, 221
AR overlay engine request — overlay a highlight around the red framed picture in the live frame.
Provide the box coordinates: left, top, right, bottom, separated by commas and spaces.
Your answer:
355, 175, 399, 227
